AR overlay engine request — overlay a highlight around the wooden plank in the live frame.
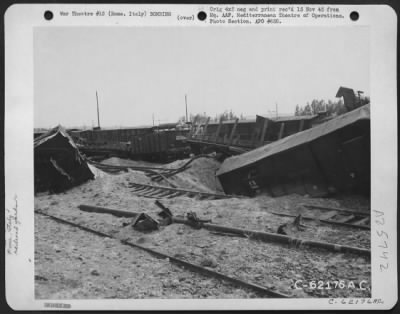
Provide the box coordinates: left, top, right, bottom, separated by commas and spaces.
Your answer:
201, 117, 210, 140
223, 134, 228, 145
301, 203, 369, 216
250, 129, 258, 147
352, 216, 370, 225
229, 118, 239, 145
278, 123, 285, 140
299, 119, 304, 132
79, 205, 139, 217
214, 118, 223, 143
258, 118, 269, 147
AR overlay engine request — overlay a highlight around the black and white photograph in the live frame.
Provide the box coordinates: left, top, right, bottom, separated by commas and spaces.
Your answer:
4, 3, 397, 310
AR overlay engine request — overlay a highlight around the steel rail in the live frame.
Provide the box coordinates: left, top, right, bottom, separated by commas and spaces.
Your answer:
301, 203, 369, 217
172, 218, 371, 257
35, 210, 288, 298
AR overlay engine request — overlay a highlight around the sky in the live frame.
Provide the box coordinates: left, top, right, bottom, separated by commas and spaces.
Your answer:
34, 26, 369, 128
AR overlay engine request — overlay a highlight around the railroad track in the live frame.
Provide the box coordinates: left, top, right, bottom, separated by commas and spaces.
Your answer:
87, 159, 184, 185
127, 182, 234, 200
91, 162, 190, 184
78, 203, 371, 257
35, 210, 288, 298
36, 207, 370, 299
87, 154, 215, 183
145, 154, 214, 182
145, 165, 191, 183
270, 203, 370, 230
302, 203, 370, 229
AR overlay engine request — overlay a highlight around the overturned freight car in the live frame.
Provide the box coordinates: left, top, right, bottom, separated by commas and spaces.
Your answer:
188, 114, 318, 156
216, 104, 370, 197
34, 126, 94, 193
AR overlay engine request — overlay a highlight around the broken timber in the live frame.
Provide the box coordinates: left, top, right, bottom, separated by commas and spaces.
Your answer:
270, 211, 370, 230
87, 159, 180, 172
36, 210, 287, 298
77, 204, 370, 257
79, 204, 139, 217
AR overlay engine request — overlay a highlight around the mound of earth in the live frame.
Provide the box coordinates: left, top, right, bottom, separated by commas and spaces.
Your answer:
163, 157, 224, 193
98, 156, 224, 194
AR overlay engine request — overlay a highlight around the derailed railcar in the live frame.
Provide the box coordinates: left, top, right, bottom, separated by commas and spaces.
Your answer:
77, 124, 190, 162
216, 104, 370, 197
34, 126, 94, 193
190, 115, 317, 150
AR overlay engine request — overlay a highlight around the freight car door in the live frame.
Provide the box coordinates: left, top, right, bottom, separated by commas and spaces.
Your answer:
340, 135, 370, 194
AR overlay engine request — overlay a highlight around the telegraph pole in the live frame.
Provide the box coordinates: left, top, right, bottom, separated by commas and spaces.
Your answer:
96, 91, 101, 129
185, 94, 188, 123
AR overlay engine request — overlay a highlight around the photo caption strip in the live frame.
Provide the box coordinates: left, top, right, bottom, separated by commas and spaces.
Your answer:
43, 5, 358, 25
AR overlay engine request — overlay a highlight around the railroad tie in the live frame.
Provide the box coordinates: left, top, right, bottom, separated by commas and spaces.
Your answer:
352, 216, 370, 226
334, 214, 355, 223
166, 191, 184, 198
144, 189, 169, 198
151, 190, 174, 198
139, 188, 158, 196
128, 182, 235, 201
132, 186, 153, 193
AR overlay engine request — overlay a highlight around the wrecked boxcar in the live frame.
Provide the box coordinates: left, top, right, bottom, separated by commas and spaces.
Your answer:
216, 104, 370, 197
34, 125, 94, 193
336, 86, 370, 112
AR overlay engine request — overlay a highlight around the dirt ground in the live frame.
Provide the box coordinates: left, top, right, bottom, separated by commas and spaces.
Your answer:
35, 156, 371, 299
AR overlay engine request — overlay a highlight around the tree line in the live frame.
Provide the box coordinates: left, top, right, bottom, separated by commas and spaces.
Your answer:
294, 99, 347, 117
179, 96, 367, 125
179, 110, 242, 124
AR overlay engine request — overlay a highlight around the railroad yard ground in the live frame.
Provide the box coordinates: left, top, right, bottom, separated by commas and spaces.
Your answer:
34, 156, 371, 299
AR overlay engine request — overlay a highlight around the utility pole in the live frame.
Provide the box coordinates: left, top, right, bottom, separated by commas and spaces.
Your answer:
96, 91, 101, 129
152, 113, 155, 126
185, 94, 188, 123
275, 103, 278, 118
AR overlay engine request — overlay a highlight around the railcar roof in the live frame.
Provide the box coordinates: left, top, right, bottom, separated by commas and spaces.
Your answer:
216, 104, 370, 176
199, 115, 318, 126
